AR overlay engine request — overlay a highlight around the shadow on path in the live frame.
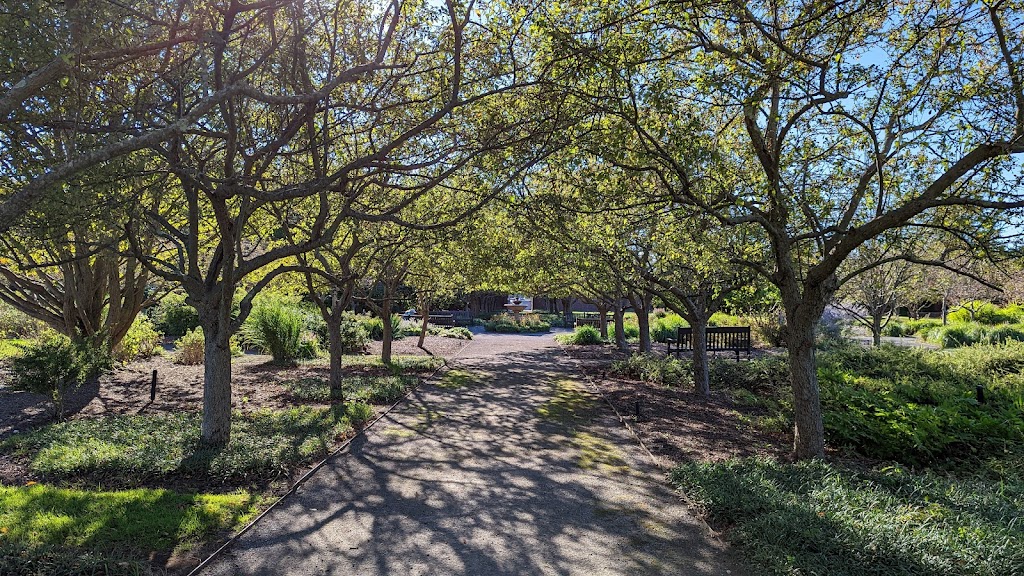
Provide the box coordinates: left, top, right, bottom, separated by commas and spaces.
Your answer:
201, 333, 744, 576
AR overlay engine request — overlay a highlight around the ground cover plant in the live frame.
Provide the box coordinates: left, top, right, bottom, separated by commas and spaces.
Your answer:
0, 485, 262, 576
670, 455, 1024, 576
2, 403, 373, 485
284, 375, 416, 404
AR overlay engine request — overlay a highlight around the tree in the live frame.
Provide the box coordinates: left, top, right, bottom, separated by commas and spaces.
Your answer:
555, 0, 1024, 458
128, 0, 556, 446
835, 238, 921, 346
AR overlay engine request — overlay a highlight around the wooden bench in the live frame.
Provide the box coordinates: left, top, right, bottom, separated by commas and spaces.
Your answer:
574, 312, 612, 328
666, 326, 751, 361
426, 314, 455, 327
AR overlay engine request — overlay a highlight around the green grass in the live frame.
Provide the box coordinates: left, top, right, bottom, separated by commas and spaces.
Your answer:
0, 484, 261, 575
670, 456, 1024, 575
0, 338, 30, 359
2, 404, 373, 484
283, 375, 415, 404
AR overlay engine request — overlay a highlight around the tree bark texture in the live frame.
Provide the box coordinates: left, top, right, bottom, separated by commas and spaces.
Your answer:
691, 317, 711, 397
200, 316, 233, 445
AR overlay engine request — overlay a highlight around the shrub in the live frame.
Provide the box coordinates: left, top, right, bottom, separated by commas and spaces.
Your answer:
149, 292, 200, 338
558, 325, 604, 345
651, 313, 688, 342
949, 301, 1015, 325
173, 328, 205, 365
0, 302, 44, 339
924, 323, 985, 348
439, 327, 473, 340
984, 324, 1024, 345
623, 324, 640, 339
483, 313, 551, 333
903, 317, 943, 335
10, 334, 86, 418
241, 299, 313, 364
312, 312, 371, 353
113, 316, 162, 363
611, 353, 687, 387
366, 314, 403, 340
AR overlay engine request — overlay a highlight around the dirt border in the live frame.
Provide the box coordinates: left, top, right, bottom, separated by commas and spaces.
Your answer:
184, 343, 471, 576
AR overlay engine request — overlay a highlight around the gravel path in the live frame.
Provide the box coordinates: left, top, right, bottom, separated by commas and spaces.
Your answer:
199, 332, 745, 576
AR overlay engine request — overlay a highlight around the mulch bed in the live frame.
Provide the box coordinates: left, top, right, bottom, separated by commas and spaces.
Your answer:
561, 343, 789, 464
0, 335, 468, 439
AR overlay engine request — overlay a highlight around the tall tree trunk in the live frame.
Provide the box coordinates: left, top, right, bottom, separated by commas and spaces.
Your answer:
633, 293, 653, 353
613, 308, 628, 351
691, 315, 710, 397
597, 304, 610, 339
381, 299, 393, 365
786, 316, 824, 459
326, 315, 344, 402
200, 313, 233, 446
871, 311, 882, 346
417, 296, 429, 350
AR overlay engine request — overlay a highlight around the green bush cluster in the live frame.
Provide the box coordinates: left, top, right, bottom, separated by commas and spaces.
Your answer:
948, 301, 1022, 325
670, 456, 1024, 576
149, 292, 200, 338
881, 317, 943, 337
172, 327, 242, 365
9, 334, 89, 419
611, 353, 688, 387
557, 325, 605, 345
366, 314, 403, 340
398, 322, 472, 340
483, 312, 551, 333
0, 302, 44, 339
650, 313, 688, 342
718, 343, 1024, 464
241, 298, 319, 364
113, 316, 162, 363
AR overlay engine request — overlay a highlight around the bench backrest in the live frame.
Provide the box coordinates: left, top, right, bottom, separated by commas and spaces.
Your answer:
675, 326, 751, 351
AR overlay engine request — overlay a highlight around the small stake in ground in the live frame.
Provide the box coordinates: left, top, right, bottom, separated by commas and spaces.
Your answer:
150, 369, 158, 402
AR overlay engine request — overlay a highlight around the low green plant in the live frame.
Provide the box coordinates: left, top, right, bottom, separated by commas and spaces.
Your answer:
2, 403, 373, 484
241, 298, 317, 364
611, 353, 688, 387
670, 456, 1024, 576
650, 313, 687, 343
0, 301, 44, 339
0, 484, 260, 575
366, 314, 403, 340
113, 315, 162, 363
948, 301, 1016, 325
173, 327, 206, 365
439, 326, 473, 340
9, 334, 89, 419
284, 375, 415, 404
557, 325, 605, 345
149, 292, 200, 338
172, 327, 242, 365
483, 312, 551, 333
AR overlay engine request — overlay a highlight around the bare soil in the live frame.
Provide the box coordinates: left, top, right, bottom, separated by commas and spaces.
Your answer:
561, 342, 789, 463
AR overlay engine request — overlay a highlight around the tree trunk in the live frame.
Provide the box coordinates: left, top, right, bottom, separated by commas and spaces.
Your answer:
941, 295, 948, 325
635, 293, 653, 353
613, 308, 628, 351
597, 304, 609, 339
785, 313, 826, 459
871, 311, 882, 346
417, 296, 429, 350
381, 300, 393, 365
326, 316, 344, 402
201, 317, 233, 446
691, 316, 710, 397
